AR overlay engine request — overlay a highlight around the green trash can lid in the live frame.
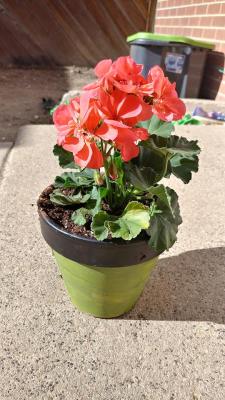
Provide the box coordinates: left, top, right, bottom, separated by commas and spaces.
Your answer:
127, 32, 214, 50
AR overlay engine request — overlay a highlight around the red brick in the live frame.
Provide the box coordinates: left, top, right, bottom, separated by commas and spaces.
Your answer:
214, 15, 225, 27
201, 28, 216, 39
215, 29, 225, 41
199, 16, 214, 25
191, 28, 205, 38
207, 3, 222, 13
156, 9, 170, 17
194, 4, 207, 14
177, 7, 188, 16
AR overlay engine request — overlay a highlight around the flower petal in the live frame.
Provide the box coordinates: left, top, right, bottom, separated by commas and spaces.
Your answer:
86, 142, 104, 168
114, 127, 140, 161
53, 104, 75, 144
96, 122, 118, 141
75, 141, 103, 169
62, 134, 85, 155
95, 59, 112, 78
116, 93, 142, 120
53, 104, 72, 127
115, 56, 143, 80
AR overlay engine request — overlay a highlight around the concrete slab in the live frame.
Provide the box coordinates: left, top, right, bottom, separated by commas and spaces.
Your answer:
0, 125, 225, 400
0, 142, 12, 170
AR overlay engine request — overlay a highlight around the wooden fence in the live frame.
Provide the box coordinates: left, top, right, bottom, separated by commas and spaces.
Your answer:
0, 0, 152, 66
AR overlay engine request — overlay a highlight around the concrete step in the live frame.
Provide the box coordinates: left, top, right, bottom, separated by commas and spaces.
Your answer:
0, 125, 225, 399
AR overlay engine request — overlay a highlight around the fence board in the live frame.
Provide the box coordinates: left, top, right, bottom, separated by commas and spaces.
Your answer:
0, 0, 148, 66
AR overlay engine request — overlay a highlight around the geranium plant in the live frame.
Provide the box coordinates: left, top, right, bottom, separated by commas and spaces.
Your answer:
38, 56, 201, 317
47, 56, 200, 253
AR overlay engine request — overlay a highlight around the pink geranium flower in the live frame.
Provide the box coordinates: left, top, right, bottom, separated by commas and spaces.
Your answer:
84, 57, 185, 122
97, 88, 151, 126
84, 56, 153, 98
96, 88, 149, 161
53, 89, 149, 167
53, 97, 104, 169
53, 57, 186, 170
147, 66, 186, 121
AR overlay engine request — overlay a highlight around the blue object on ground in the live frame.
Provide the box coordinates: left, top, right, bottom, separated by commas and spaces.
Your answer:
193, 106, 225, 121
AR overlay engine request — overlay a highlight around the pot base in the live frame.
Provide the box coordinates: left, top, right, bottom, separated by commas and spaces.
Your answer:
54, 251, 158, 318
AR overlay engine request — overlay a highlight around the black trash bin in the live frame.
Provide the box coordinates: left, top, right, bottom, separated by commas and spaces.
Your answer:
127, 32, 214, 98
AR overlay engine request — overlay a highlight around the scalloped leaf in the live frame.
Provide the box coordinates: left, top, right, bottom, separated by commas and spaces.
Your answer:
108, 202, 150, 241
71, 186, 108, 226
91, 211, 111, 241
125, 144, 170, 190
147, 187, 182, 252
139, 115, 174, 138
150, 134, 201, 184
53, 145, 76, 169
71, 208, 90, 226
50, 189, 90, 206
147, 184, 173, 215
54, 170, 95, 189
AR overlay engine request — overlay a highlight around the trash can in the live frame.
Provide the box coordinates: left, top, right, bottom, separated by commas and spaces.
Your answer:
127, 32, 214, 98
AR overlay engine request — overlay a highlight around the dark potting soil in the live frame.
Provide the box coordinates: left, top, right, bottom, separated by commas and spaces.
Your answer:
37, 185, 93, 238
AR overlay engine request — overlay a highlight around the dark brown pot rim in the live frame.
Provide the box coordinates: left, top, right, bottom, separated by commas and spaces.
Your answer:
38, 208, 161, 267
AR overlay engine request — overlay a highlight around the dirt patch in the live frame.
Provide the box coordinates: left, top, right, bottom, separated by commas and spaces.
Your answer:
0, 66, 94, 142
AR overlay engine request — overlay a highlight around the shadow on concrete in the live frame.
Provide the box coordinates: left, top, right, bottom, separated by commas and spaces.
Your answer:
123, 247, 225, 324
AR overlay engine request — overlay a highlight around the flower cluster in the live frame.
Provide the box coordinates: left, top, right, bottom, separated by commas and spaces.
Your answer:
53, 56, 185, 169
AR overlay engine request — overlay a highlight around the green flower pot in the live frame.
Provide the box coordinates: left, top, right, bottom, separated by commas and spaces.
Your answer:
54, 250, 158, 318
38, 209, 160, 318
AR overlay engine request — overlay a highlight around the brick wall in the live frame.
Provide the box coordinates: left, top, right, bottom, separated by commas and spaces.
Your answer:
155, 0, 225, 100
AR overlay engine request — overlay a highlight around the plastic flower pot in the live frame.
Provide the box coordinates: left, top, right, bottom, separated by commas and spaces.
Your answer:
38, 209, 160, 318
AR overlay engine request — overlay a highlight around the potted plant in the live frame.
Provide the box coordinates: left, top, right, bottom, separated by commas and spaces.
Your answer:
38, 56, 200, 318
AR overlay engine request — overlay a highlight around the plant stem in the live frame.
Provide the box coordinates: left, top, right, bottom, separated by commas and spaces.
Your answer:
159, 153, 171, 181
100, 140, 111, 194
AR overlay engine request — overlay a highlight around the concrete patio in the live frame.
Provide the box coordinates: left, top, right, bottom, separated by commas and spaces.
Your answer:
0, 125, 225, 399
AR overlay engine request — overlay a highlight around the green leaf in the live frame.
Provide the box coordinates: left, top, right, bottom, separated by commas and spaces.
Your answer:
147, 188, 182, 252
50, 189, 90, 206
85, 186, 108, 214
54, 170, 94, 189
170, 154, 199, 183
108, 202, 150, 241
138, 120, 149, 130
139, 115, 174, 138
150, 135, 201, 184
151, 134, 200, 156
125, 142, 172, 190
92, 186, 108, 211
91, 202, 150, 241
91, 211, 111, 241
71, 187, 108, 226
147, 184, 173, 214
71, 208, 90, 226
148, 115, 174, 137
125, 163, 158, 191
53, 145, 76, 169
